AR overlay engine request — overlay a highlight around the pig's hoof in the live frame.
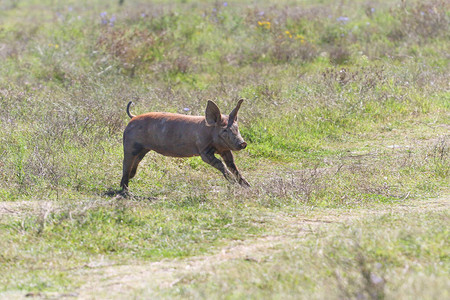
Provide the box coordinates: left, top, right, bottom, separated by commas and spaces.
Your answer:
239, 178, 250, 187
119, 189, 133, 198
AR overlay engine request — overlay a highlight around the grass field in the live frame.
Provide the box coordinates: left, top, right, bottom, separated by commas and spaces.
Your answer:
0, 0, 449, 298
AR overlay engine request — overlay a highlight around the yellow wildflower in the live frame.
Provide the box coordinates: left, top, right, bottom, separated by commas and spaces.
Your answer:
258, 21, 271, 30
295, 34, 306, 43
285, 30, 292, 38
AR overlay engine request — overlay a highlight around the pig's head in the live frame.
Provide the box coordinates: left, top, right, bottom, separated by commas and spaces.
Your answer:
205, 99, 247, 152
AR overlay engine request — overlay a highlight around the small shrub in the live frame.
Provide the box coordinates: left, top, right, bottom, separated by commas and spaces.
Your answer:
329, 44, 351, 65
390, 1, 449, 42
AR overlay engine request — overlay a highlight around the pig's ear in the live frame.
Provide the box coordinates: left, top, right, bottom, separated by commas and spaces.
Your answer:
229, 99, 244, 123
205, 100, 222, 126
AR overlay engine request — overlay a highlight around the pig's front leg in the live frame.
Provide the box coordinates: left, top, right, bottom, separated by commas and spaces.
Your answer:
220, 150, 250, 187
200, 148, 236, 183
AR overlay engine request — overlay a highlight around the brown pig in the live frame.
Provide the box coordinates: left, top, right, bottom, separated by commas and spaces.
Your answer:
120, 99, 249, 191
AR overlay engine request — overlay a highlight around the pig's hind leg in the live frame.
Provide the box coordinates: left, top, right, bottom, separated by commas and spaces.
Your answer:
120, 142, 149, 191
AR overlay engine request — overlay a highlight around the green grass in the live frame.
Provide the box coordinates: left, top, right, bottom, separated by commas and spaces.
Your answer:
160, 209, 448, 300
0, 0, 449, 298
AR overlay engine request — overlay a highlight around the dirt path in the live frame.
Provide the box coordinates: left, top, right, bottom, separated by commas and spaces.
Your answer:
73, 196, 449, 299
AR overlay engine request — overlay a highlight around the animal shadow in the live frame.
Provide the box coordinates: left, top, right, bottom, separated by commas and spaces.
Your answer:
103, 188, 157, 201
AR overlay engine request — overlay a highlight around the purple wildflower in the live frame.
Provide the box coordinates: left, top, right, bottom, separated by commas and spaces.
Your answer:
337, 16, 349, 23
109, 15, 116, 26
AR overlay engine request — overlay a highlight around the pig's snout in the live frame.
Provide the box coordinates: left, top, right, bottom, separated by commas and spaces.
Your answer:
239, 142, 247, 150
